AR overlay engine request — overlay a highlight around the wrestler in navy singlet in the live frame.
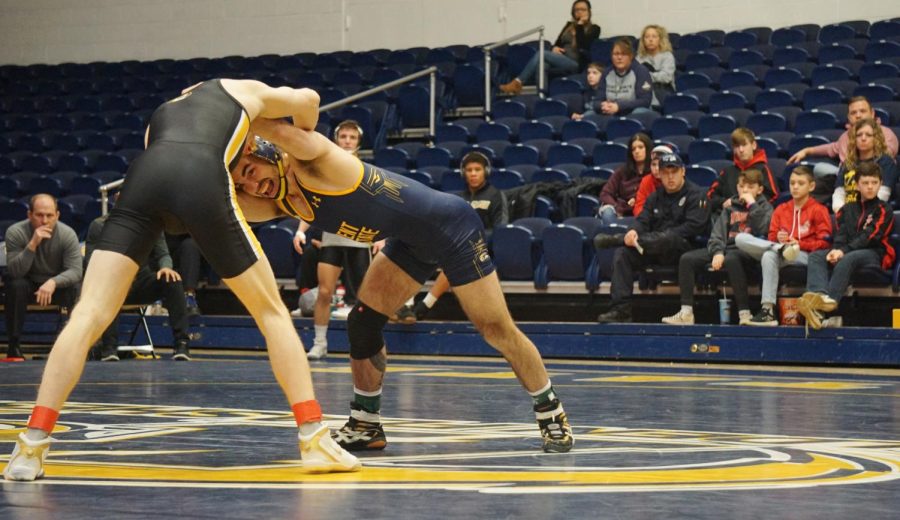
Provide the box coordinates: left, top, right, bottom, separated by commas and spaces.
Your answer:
289, 161, 495, 285
96, 80, 260, 278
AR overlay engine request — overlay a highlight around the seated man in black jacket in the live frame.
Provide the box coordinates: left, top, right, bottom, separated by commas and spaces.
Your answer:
593, 153, 710, 322
85, 215, 191, 361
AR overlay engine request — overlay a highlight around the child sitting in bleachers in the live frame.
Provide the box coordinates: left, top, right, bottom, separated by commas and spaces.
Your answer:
570, 62, 603, 121
662, 169, 773, 325
734, 166, 832, 326
707, 128, 779, 216
797, 162, 895, 330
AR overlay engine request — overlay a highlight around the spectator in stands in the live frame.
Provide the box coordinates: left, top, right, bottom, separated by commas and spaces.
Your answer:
734, 166, 832, 326
831, 117, 897, 213
396, 151, 508, 323
87, 216, 191, 361
597, 132, 652, 225
296, 120, 380, 360
662, 169, 773, 325
588, 37, 653, 120
570, 62, 604, 121
708, 128, 779, 215
594, 153, 709, 323
788, 96, 898, 184
499, 0, 600, 94
636, 24, 676, 109
165, 234, 203, 316
633, 144, 674, 216
797, 162, 895, 330
3, 194, 82, 362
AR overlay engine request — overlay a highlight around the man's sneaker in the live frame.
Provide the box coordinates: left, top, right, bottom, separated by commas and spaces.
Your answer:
822, 316, 843, 328
413, 300, 431, 321
100, 344, 120, 362
593, 233, 625, 250
3, 344, 25, 362
661, 308, 694, 325
3, 433, 52, 481
738, 310, 753, 326
172, 340, 191, 361
780, 243, 800, 262
535, 399, 574, 453
298, 424, 361, 473
145, 301, 168, 316
394, 304, 416, 324
597, 303, 632, 323
332, 403, 387, 451
185, 293, 200, 316
796, 295, 824, 330
747, 306, 778, 327
801, 291, 838, 313
330, 306, 352, 320
307, 342, 327, 360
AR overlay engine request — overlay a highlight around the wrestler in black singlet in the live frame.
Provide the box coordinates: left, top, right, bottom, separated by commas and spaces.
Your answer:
96, 80, 261, 278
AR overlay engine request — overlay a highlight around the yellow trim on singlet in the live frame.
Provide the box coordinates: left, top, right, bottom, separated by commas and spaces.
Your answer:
296, 157, 365, 196
223, 111, 250, 168
225, 173, 263, 260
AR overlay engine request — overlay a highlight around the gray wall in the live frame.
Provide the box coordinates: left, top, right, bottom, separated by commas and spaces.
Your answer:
0, 0, 897, 65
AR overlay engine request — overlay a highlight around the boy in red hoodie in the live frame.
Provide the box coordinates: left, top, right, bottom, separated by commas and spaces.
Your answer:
707, 127, 779, 215
797, 162, 895, 330
734, 166, 832, 325
633, 144, 672, 216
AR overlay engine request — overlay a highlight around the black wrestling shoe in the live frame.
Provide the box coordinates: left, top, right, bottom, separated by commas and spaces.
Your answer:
172, 340, 191, 361
331, 402, 387, 451
100, 344, 120, 362
413, 300, 431, 320
535, 399, 574, 453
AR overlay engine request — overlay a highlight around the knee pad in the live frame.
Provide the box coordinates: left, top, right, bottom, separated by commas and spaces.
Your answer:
347, 301, 389, 360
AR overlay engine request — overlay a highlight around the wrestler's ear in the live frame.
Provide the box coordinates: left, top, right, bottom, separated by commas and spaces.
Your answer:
242, 137, 255, 155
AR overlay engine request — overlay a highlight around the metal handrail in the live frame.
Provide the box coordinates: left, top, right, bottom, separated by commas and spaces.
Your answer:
319, 65, 439, 137
98, 67, 441, 210
484, 25, 545, 118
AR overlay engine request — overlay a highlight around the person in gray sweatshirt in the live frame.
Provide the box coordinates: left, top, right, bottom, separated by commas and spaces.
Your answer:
662, 169, 773, 325
3, 194, 82, 360
636, 24, 677, 108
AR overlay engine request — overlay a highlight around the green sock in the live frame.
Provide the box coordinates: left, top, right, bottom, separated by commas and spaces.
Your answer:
529, 380, 557, 407
353, 387, 382, 413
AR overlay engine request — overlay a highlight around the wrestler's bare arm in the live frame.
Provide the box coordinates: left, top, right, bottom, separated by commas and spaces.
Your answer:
251, 118, 331, 162
220, 79, 320, 131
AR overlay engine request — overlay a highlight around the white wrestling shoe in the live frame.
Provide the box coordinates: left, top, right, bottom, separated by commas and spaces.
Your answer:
307, 342, 327, 360
298, 424, 361, 473
3, 433, 52, 481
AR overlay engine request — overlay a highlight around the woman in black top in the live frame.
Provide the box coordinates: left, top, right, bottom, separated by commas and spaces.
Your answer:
499, 0, 600, 94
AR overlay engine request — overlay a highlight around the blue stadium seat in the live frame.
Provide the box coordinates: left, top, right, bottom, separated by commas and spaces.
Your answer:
492, 218, 550, 281
818, 43, 857, 64
858, 62, 900, 84
651, 116, 691, 139
767, 106, 803, 130
803, 87, 844, 110
764, 67, 804, 88
685, 165, 718, 187
581, 166, 615, 180
605, 117, 644, 141
491, 168, 525, 190
662, 93, 701, 115
810, 64, 853, 86
540, 218, 604, 290
592, 142, 628, 166
575, 194, 600, 216
537, 115, 571, 139
531, 168, 570, 184
818, 23, 856, 44
475, 122, 512, 143
787, 134, 830, 155
754, 137, 782, 159
502, 144, 540, 168
794, 110, 839, 134
560, 120, 599, 141
416, 146, 453, 168
434, 123, 470, 144
688, 139, 730, 163
546, 143, 585, 166
724, 30, 758, 49
533, 99, 569, 118
678, 34, 712, 52
522, 138, 555, 166
772, 46, 810, 66
853, 84, 896, 103
772, 27, 806, 47
452, 65, 485, 107
374, 147, 410, 169
747, 111, 789, 134
698, 114, 737, 138
256, 225, 298, 278
548, 77, 583, 96
438, 169, 465, 192
491, 99, 527, 119
675, 71, 712, 91
684, 52, 721, 71
69, 175, 102, 196
709, 91, 748, 112
26, 175, 63, 197
518, 121, 554, 142
754, 88, 797, 111
729, 49, 766, 68
870, 21, 900, 41
0, 178, 20, 198
567, 137, 601, 158
719, 70, 757, 90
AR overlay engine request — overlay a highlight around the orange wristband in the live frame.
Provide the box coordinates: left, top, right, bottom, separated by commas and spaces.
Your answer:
291, 400, 322, 426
